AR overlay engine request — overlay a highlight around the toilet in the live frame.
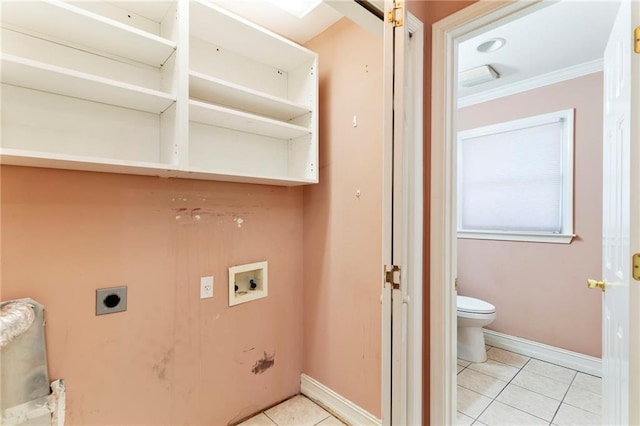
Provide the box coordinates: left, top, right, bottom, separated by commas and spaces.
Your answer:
457, 295, 496, 363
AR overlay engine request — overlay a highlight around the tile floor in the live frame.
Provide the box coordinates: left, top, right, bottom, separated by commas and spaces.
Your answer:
457, 346, 602, 426
237, 346, 602, 426
238, 395, 345, 426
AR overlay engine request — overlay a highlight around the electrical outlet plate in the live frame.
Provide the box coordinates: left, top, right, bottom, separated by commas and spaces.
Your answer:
229, 261, 267, 306
200, 276, 214, 299
96, 286, 127, 315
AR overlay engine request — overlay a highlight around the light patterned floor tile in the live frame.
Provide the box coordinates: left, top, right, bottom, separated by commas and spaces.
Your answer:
496, 384, 560, 421
264, 395, 330, 426
457, 385, 493, 419
458, 358, 471, 367
523, 359, 576, 384
572, 372, 601, 395
457, 411, 475, 426
458, 364, 465, 374
238, 413, 277, 426
563, 384, 602, 415
467, 359, 520, 382
552, 403, 601, 425
316, 416, 346, 425
486, 347, 530, 368
458, 368, 508, 399
511, 370, 570, 400
478, 401, 549, 426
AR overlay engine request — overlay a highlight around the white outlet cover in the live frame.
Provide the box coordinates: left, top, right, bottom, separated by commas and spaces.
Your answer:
200, 276, 214, 299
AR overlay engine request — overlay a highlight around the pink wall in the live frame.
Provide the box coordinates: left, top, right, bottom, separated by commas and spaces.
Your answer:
303, 18, 383, 417
457, 73, 604, 357
0, 166, 303, 425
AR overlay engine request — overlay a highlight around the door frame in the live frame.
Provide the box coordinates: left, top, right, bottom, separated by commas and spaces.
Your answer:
402, 12, 424, 426
431, 1, 640, 424
430, 1, 547, 424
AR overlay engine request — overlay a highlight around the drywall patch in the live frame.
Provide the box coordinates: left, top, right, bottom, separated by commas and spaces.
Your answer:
234, 217, 244, 228
251, 352, 274, 374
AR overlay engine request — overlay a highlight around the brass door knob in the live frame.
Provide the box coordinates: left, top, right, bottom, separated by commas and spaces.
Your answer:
587, 279, 606, 292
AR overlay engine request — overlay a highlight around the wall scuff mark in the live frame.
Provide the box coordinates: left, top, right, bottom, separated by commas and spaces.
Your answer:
251, 352, 274, 374
152, 349, 173, 381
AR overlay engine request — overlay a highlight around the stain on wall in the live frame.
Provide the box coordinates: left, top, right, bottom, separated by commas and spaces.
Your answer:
251, 352, 275, 375
0, 165, 303, 425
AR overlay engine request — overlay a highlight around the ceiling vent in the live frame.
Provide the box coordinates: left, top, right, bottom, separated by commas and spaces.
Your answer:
459, 65, 500, 87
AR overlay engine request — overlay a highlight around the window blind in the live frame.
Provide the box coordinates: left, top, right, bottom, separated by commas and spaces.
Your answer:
459, 121, 564, 233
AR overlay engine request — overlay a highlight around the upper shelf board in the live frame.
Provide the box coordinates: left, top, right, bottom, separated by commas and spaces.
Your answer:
189, 71, 311, 121
1, 54, 176, 114
190, 0, 317, 72
1, 0, 176, 67
189, 100, 311, 140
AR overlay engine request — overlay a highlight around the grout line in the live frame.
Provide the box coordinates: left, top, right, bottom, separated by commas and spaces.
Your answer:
470, 353, 527, 421
468, 350, 576, 423
263, 411, 278, 425
458, 348, 603, 425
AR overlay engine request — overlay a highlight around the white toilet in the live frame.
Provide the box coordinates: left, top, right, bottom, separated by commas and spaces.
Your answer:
457, 295, 496, 363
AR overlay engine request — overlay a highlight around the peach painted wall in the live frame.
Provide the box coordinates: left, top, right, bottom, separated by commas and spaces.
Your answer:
302, 18, 383, 417
457, 73, 604, 357
0, 166, 303, 425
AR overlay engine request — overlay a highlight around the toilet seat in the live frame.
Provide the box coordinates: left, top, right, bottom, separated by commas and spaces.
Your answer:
457, 295, 495, 314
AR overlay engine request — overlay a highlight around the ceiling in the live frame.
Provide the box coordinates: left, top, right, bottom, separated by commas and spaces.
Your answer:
212, 1, 620, 102
457, 1, 620, 100
210, 0, 344, 44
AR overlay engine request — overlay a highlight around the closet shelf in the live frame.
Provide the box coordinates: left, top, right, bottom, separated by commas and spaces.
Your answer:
0, 148, 176, 176
190, 0, 315, 72
1, 54, 176, 114
190, 71, 311, 121
181, 167, 317, 186
189, 100, 311, 140
1, 0, 176, 67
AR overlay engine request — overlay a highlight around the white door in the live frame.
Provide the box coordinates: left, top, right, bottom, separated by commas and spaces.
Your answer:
382, 1, 419, 425
600, 1, 639, 424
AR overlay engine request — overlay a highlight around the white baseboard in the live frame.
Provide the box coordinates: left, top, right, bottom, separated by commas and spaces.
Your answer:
484, 329, 602, 377
300, 374, 381, 426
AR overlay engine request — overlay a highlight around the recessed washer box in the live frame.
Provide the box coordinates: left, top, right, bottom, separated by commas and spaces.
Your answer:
229, 261, 267, 307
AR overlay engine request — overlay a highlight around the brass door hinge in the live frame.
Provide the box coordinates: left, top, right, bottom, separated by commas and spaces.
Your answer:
385, 265, 401, 289
633, 253, 640, 281
635, 26, 640, 54
387, 2, 403, 28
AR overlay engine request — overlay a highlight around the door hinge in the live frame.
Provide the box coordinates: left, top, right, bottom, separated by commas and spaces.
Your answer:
633, 253, 640, 281
387, 2, 403, 28
635, 26, 640, 54
385, 265, 401, 289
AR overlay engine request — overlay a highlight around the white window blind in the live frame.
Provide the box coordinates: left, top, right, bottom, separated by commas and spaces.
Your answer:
457, 109, 574, 243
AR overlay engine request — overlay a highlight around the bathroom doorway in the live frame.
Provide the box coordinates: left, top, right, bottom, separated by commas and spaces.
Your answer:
424, 2, 636, 423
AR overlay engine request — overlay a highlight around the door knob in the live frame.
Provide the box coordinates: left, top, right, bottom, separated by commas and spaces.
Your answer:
587, 279, 606, 292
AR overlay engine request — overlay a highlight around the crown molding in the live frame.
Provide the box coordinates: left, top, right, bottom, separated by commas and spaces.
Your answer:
458, 58, 604, 108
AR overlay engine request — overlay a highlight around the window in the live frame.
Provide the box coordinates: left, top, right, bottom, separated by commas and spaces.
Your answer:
457, 109, 575, 243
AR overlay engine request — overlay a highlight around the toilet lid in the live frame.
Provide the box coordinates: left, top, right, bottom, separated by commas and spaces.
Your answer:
457, 296, 495, 314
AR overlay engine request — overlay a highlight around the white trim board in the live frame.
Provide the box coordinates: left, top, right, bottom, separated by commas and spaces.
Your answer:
300, 374, 381, 426
484, 329, 602, 377
458, 58, 604, 108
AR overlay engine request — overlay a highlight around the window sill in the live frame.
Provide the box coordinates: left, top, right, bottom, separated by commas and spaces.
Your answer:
457, 231, 575, 244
